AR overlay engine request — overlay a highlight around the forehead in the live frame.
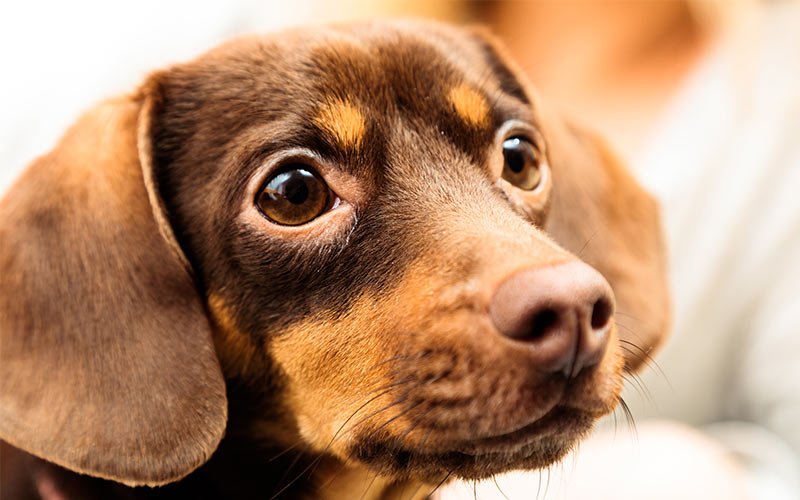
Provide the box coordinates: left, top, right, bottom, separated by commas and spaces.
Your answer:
257, 22, 524, 113
177, 22, 536, 168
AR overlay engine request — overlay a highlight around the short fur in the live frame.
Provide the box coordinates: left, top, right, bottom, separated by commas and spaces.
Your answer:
0, 20, 669, 500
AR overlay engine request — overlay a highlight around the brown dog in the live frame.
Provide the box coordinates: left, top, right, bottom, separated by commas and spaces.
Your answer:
0, 20, 669, 500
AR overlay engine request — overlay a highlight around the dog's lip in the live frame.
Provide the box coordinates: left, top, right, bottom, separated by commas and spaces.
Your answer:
449, 406, 592, 455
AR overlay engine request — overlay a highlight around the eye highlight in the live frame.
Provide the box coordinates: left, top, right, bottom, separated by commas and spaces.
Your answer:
256, 165, 334, 226
501, 137, 542, 190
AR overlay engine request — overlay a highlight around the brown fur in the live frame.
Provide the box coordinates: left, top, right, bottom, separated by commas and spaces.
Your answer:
0, 20, 668, 499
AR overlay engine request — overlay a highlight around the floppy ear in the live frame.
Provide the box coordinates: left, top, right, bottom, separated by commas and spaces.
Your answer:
0, 81, 227, 486
542, 113, 671, 371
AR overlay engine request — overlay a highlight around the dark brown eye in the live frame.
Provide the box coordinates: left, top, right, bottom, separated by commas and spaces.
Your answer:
502, 137, 542, 190
256, 166, 332, 226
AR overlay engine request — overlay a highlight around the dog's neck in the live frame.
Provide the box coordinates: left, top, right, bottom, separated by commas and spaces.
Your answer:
312, 458, 428, 500
202, 435, 428, 500
218, 382, 431, 500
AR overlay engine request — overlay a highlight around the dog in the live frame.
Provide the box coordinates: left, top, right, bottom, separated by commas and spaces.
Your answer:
0, 20, 669, 500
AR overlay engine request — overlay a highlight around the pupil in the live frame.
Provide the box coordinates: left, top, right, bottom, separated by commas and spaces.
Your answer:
284, 175, 310, 205
506, 148, 524, 173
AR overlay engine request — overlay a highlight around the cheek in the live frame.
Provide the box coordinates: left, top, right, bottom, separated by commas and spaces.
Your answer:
264, 265, 470, 454
267, 298, 401, 451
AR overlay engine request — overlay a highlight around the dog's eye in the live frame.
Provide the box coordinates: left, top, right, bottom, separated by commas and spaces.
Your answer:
257, 166, 332, 226
502, 137, 542, 190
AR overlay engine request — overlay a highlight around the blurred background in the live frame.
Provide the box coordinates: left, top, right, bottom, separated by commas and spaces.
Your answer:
2, 1, 799, 499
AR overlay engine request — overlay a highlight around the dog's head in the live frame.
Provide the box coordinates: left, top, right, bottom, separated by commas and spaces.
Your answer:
0, 20, 669, 491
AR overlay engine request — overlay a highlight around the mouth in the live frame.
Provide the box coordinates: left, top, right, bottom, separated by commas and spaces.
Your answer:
451, 406, 594, 455
349, 406, 594, 481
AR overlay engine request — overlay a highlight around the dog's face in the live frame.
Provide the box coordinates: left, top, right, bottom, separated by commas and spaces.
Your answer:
0, 20, 669, 492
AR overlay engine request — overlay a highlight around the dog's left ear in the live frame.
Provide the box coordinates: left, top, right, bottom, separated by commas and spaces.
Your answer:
542, 113, 671, 371
0, 76, 227, 486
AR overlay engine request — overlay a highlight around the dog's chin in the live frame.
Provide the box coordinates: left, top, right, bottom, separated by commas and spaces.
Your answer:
349, 406, 594, 482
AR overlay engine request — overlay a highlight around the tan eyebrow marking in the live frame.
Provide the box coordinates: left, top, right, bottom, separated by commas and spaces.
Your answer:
448, 83, 490, 127
313, 98, 366, 150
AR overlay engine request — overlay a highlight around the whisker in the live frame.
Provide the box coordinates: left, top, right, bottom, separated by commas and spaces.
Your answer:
308, 371, 445, 499
357, 470, 382, 500
535, 468, 543, 500
340, 374, 415, 407
271, 382, 416, 499
427, 471, 453, 499
618, 397, 638, 441
312, 451, 356, 497
341, 348, 435, 407
614, 311, 643, 321
622, 371, 654, 406
577, 229, 599, 258
543, 467, 551, 500
270, 445, 311, 499
346, 369, 452, 435
365, 399, 424, 438
395, 407, 429, 445
618, 343, 650, 372
492, 475, 511, 500
366, 354, 411, 371
615, 327, 658, 369
417, 426, 436, 451
346, 395, 409, 433
267, 440, 304, 462
406, 479, 426, 500
363, 349, 432, 374
615, 310, 661, 333
618, 338, 670, 386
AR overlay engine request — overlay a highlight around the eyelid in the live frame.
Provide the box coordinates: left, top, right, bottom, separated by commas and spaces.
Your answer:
496, 120, 545, 151
250, 149, 328, 193
247, 148, 363, 206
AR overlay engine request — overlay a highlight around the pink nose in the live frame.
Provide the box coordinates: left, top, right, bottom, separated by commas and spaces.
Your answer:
489, 261, 615, 377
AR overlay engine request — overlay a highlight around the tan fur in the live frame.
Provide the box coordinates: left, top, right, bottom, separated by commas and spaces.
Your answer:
207, 293, 260, 378
313, 98, 366, 150
448, 83, 490, 127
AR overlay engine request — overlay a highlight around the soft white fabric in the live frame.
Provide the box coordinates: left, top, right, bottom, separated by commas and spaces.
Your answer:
629, 2, 800, 498
0, 0, 358, 194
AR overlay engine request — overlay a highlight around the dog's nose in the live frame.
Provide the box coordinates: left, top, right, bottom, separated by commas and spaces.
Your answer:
489, 261, 615, 377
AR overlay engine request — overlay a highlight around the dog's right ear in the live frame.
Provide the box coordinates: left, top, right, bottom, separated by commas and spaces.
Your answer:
0, 75, 227, 486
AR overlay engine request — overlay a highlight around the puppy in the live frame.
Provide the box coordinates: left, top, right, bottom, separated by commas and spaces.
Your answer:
0, 20, 669, 500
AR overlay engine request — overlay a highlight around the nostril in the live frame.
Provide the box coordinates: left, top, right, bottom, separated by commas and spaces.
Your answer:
489, 262, 616, 375
529, 308, 559, 339
590, 297, 613, 330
